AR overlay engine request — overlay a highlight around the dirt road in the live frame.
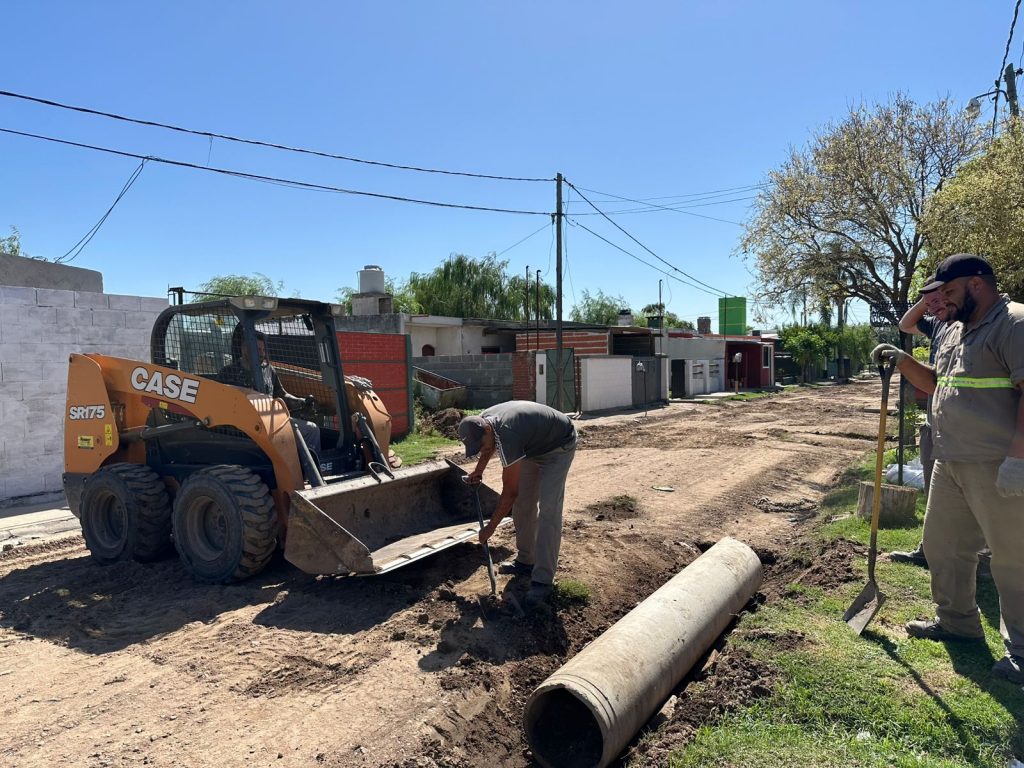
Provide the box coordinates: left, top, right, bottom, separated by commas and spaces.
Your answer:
0, 381, 886, 768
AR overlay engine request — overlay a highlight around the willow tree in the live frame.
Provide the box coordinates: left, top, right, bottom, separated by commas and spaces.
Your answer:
743, 95, 984, 325
923, 124, 1024, 301
406, 253, 555, 320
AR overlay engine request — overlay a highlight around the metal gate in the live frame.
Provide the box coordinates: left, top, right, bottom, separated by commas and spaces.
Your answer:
545, 349, 576, 412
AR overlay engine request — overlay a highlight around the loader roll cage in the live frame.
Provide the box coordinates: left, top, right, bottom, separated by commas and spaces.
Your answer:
149, 297, 361, 482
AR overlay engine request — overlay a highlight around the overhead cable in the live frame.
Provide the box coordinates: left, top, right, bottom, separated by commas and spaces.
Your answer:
574, 184, 744, 226
0, 89, 552, 182
565, 181, 729, 295
57, 158, 147, 264
0, 127, 549, 216
567, 217, 723, 298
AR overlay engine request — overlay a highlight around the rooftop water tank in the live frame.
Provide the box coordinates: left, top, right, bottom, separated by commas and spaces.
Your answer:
358, 265, 386, 294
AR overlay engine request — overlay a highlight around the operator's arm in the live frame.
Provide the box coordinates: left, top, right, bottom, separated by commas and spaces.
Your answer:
479, 460, 521, 544
270, 367, 311, 412
895, 356, 938, 395
898, 298, 930, 335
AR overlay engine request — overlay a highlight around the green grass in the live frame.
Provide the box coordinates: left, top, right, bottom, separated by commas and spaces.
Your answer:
390, 432, 459, 465
553, 578, 592, 607
665, 457, 1024, 767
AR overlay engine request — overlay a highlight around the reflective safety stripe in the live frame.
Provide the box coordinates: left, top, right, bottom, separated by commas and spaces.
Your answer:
937, 375, 1014, 389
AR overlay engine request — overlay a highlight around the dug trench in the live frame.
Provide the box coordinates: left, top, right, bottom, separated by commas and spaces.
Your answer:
0, 380, 888, 768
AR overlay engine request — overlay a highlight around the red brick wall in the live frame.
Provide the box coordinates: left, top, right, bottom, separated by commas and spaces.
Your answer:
337, 331, 411, 436
515, 330, 609, 355
512, 351, 536, 400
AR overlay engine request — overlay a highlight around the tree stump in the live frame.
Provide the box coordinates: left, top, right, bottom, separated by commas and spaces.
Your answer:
857, 482, 919, 528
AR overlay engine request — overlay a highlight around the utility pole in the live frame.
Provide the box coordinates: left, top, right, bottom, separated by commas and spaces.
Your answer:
555, 173, 564, 411
525, 265, 531, 347
535, 269, 541, 353
1005, 63, 1020, 119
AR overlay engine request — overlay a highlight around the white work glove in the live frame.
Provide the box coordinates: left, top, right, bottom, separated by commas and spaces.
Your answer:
870, 343, 909, 366
997, 456, 1024, 497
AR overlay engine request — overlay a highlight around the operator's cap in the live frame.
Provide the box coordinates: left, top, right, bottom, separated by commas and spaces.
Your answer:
457, 415, 488, 458
921, 254, 993, 292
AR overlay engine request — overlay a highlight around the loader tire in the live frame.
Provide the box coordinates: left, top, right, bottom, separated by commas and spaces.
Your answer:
172, 465, 278, 584
80, 463, 173, 565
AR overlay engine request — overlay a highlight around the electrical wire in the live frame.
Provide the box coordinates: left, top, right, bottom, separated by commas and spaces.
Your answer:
575, 183, 764, 205
573, 184, 745, 226
0, 89, 551, 183
57, 159, 147, 263
565, 180, 729, 295
567, 194, 757, 217
496, 222, 551, 257
995, 0, 1023, 127
0, 127, 550, 216
567, 217, 724, 298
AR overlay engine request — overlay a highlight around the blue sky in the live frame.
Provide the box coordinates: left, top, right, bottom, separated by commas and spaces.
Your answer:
1, 2, 1019, 328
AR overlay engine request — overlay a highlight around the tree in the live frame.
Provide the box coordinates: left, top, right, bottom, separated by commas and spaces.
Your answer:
743, 95, 985, 327
569, 289, 630, 325
923, 124, 1024, 301
636, 303, 695, 331
404, 253, 555, 320
1, 226, 28, 258
779, 324, 831, 383
193, 273, 284, 301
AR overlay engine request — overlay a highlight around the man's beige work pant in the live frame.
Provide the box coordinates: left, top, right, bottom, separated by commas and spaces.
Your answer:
510, 441, 576, 587
922, 460, 1024, 656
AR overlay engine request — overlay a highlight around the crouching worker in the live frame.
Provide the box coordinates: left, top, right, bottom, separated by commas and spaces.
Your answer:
458, 402, 577, 611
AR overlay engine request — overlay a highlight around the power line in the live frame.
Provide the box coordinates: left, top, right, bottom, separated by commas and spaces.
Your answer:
996, 0, 1023, 121
0, 127, 550, 216
567, 194, 757, 217
0, 89, 552, 183
567, 217, 723, 298
573, 184, 745, 226
570, 184, 764, 205
565, 180, 730, 295
57, 159, 147, 264
496, 222, 551, 257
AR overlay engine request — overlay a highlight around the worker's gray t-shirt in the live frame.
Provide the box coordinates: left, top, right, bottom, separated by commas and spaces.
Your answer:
481, 401, 576, 467
932, 296, 1024, 462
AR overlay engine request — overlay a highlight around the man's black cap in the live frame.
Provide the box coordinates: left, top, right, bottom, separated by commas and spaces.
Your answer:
921, 254, 993, 292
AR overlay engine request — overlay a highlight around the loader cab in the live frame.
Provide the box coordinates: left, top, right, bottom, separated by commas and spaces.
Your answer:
150, 297, 358, 482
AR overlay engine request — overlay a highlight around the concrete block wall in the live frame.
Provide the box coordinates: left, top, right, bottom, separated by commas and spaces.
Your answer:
412, 353, 514, 409
0, 285, 168, 501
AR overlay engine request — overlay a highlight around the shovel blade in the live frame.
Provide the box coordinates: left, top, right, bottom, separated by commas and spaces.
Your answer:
843, 581, 887, 635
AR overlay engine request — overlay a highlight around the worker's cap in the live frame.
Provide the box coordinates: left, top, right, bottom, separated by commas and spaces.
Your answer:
918, 274, 940, 295
457, 415, 488, 458
921, 254, 993, 292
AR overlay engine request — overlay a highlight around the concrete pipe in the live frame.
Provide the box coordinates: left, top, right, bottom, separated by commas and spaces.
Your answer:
524, 537, 763, 768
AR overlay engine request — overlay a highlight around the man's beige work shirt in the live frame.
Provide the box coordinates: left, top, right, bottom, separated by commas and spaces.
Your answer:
931, 296, 1024, 462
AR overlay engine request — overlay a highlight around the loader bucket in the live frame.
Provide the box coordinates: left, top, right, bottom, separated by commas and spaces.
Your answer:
283, 459, 507, 575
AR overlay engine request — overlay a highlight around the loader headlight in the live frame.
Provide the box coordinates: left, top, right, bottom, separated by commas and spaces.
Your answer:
230, 296, 279, 311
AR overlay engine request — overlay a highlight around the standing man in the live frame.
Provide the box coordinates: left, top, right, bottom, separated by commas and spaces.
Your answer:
889, 277, 952, 565
872, 254, 1024, 684
458, 401, 577, 610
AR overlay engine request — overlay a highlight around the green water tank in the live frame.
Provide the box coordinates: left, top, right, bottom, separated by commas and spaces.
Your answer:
718, 297, 746, 335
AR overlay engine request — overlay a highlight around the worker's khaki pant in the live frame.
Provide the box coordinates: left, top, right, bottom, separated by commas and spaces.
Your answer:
510, 441, 576, 586
922, 460, 1024, 656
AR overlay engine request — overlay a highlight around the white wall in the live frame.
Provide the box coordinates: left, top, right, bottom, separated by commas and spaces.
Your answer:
580, 356, 632, 412
0, 285, 167, 501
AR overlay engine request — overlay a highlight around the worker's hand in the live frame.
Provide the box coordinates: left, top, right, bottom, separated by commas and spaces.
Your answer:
466, 470, 483, 485
997, 456, 1024, 497
870, 343, 909, 366
479, 521, 496, 545
304, 395, 316, 410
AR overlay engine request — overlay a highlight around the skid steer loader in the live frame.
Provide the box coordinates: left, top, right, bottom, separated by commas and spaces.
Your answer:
62, 296, 502, 583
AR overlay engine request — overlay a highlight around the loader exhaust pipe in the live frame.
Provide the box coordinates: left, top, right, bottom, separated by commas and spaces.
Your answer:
523, 537, 763, 768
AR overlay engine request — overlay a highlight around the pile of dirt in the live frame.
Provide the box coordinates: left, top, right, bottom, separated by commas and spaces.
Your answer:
419, 407, 465, 439
761, 537, 864, 600
585, 495, 641, 521
628, 646, 779, 766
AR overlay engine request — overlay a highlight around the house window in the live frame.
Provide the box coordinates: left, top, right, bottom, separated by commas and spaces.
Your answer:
481, 346, 500, 354
762, 346, 771, 368
421, 344, 435, 357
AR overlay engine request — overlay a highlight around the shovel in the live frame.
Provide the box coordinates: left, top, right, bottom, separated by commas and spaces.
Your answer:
463, 478, 524, 618
844, 360, 896, 634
